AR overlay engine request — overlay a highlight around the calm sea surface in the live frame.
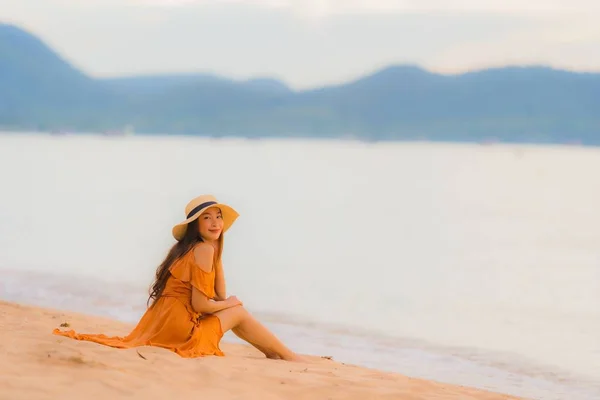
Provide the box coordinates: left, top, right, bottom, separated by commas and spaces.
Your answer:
1, 133, 599, 399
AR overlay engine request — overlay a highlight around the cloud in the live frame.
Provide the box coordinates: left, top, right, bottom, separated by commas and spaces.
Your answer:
45, 0, 600, 14
127, 0, 600, 14
2, 0, 599, 89
428, 14, 600, 74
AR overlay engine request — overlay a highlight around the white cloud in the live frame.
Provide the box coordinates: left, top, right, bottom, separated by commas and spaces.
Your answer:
128, 0, 600, 14
428, 14, 600, 74
2, 0, 599, 88
43, 0, 600, 14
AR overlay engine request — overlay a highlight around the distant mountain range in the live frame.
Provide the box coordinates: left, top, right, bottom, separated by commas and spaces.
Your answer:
1, 23, 599, 144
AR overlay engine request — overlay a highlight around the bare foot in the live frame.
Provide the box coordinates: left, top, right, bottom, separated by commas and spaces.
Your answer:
283, 353, 310, 363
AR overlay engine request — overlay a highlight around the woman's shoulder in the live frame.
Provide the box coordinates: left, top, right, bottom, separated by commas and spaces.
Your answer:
192, 243, 215, 273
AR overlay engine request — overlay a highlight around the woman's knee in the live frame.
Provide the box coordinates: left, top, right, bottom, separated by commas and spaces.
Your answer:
215, 305, 250, 332
230, 305, 250, 323
235, 305, 250, 316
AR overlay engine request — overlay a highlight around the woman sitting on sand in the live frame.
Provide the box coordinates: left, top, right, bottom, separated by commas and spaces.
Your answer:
54, 195, 303, 362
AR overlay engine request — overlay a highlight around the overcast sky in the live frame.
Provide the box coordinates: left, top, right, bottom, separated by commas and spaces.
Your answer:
2, 0, 599, 88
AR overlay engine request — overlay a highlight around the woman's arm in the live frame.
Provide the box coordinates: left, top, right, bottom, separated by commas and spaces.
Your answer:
194, 244, 226, 300
191, 287, 240, 314
214, 260, 227, 301
191, 243, 237, 310
191, 245, 238, 312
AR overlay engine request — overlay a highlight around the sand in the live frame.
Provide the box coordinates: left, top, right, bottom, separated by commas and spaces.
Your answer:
0, 301, 522, 400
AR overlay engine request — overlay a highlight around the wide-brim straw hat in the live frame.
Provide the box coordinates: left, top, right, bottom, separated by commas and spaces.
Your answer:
172, 194, 239, 241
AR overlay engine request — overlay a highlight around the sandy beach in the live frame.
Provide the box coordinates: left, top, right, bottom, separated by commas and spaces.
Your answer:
0, 301, 521, 400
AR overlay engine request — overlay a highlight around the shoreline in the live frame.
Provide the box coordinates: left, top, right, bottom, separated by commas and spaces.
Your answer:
3, 130, 600, 150
0, 300, 522, 400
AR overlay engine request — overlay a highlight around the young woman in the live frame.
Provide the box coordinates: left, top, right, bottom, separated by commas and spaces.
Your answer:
53, 195, 303, 361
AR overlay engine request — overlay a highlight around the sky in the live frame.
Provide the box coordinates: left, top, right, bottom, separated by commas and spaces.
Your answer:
1, 0, 599, 89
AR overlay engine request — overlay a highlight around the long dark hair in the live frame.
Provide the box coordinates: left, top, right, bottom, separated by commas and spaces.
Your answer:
147, 219, 202, 307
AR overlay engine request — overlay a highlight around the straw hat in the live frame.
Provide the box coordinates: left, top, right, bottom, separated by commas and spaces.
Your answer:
172, 195, 239, 241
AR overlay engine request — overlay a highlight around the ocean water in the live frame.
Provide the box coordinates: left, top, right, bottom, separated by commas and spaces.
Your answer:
0, 132, 599, 400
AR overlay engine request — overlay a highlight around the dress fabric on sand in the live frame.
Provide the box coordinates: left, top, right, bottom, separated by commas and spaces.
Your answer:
53, 247, 225, 357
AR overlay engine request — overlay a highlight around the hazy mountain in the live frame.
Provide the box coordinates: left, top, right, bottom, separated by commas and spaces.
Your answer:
1, 23, 599, 143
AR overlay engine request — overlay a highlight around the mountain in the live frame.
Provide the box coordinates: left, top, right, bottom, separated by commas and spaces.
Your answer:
1, 23, 599, 143
293, 65, 600, 141
0, 24, 119, 130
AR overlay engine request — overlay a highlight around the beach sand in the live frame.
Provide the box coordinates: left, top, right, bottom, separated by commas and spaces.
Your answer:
0, 301, 522, 400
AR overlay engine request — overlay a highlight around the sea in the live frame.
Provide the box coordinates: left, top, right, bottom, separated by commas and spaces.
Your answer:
0, 132, 598, 400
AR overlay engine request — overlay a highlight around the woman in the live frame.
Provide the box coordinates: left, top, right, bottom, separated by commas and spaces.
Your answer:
53, 194, 303, 362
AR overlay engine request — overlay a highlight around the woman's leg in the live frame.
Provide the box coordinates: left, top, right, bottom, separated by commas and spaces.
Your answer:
231, 327, 280, 360
214, 306, 303, 361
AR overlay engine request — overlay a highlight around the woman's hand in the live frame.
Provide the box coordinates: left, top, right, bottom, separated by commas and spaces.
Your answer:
225, 295, 243, 308
192, 289, 241, 314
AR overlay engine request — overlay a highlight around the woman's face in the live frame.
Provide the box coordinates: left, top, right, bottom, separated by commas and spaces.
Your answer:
197, 207, 224, 242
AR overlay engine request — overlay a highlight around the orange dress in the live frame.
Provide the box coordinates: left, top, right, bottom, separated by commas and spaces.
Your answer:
52, 249, 225, 357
